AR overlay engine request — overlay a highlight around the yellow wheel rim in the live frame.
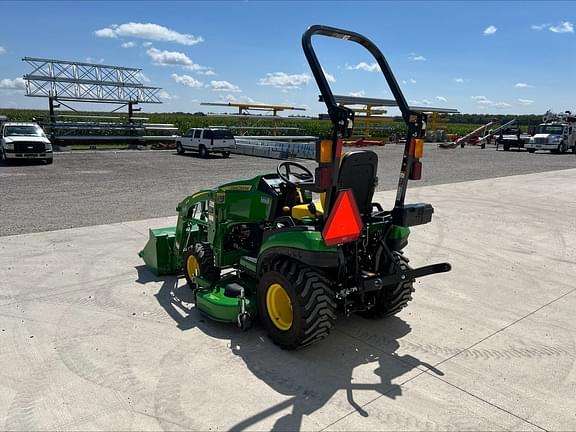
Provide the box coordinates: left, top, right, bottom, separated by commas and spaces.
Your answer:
266, 283, 293, 331
186, 255, 200, 279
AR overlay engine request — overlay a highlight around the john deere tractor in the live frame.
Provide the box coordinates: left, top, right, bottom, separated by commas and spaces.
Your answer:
139, 25, 451, 349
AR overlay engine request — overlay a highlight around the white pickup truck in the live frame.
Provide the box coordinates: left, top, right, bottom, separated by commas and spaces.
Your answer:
0, 122, 53, 164
176, 128, 234, 158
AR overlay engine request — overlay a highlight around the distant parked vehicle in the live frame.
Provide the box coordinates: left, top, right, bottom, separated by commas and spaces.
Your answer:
525, 111, 576, 154
0, 122, 53, 164
176, 128, 234, 158
496, 127, 531, 151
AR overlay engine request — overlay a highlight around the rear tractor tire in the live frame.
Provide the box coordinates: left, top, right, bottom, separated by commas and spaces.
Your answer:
183, 243, 220, 289
258, 260, 336, 349
363, 252, 415, 319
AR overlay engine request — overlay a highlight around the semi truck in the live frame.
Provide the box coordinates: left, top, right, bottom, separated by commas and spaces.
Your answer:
525, 111, 576, 154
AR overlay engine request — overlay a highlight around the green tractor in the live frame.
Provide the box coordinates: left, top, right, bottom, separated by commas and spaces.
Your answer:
139, 25, 451, 349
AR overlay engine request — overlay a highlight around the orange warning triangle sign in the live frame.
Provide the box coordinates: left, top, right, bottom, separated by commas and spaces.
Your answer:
322, 189, 363, 246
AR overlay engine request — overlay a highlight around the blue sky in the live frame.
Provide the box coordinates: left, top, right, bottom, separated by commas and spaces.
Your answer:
0, 1, 574, 116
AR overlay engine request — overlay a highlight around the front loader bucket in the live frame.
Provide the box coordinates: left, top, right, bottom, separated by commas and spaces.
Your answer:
138, 227, 179, 276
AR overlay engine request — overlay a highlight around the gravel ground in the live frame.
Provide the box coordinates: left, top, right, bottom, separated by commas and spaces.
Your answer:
1, 144, 575, 236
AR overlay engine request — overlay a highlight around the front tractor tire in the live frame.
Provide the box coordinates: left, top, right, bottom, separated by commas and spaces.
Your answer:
258, 260, 336, 350
363, 252, 415, 319
183, 243, 220, 289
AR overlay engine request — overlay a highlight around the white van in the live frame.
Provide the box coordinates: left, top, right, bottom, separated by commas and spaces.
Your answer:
176, 128, 234, 158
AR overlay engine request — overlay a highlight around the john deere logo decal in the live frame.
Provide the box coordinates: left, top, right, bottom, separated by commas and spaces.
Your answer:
222, 184, 252, 192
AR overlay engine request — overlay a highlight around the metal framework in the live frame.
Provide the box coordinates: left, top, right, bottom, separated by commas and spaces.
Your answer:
23, 57, 162, 104
201, 102, 306, 116
20, 57, 176, 145
320, 94, 459, 114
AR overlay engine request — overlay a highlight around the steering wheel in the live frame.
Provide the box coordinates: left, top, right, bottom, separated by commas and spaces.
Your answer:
276, 161, 314, 185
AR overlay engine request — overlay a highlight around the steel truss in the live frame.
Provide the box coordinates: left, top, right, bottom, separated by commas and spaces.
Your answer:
23, 57, 162, 104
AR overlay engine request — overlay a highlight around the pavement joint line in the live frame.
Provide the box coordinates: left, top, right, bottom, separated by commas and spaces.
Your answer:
119, 220, 150, 238
324, 287, 576, 431
426, 286, 576, 370
421, 371, 548, 432
0, 271, 137, 310
319, 365, 430, 432
318, 328, 437, 431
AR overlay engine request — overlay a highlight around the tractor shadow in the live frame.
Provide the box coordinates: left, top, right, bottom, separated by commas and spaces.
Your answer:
136, 265, 443, 431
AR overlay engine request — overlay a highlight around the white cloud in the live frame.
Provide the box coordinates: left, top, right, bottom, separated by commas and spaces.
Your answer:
204, 70, 216, 76
85, 57, 104, 64
471, 95, 511, 109
94, 22, 203, 45
221, 94, 256, 104
492, 102, 512, 108
518, 98, 534, 105
184, 64, 209, 72
471, 95, 492, 105
483, 25, 497, 35
402, 78, 416, 84
515, 82, 532, 88
435, 96, 448, 102
0, 46, 5, 55
142, 42, 153, 47
136, 72, 151, 83
345, 62, 381, 72
146, 48, 208, 72
121, 41, 136, 48
531, 22, 573, 33
549, 21, 574, 33
147, 48, 192, 66
410, 99, 432, 106
158, 90, 178, 100
210, 80, 241, 92
0, 77, 25, 90
455, 78, 464, 83
171, 73, 203, 88
322, 68, 336, 83
531, 23, 549, 31
348, 90, 365, 97
408, 53, 426, 61
258, 72, 311, 90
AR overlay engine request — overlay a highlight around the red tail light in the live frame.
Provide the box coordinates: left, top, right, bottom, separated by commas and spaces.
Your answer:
410, 160, 422, 180
322, 189, 363, 246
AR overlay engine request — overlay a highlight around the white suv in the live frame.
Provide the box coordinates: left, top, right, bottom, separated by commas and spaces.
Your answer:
0, 122, 53, 164
176, 128, 234, 158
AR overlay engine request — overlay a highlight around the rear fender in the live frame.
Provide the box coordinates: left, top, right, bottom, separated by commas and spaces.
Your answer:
257, 229, 339, 274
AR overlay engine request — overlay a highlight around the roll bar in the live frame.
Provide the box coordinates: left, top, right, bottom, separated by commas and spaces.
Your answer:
302, 25, 427, 219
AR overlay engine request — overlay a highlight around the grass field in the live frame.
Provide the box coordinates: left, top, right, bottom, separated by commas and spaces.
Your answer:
2, 108, 540, 144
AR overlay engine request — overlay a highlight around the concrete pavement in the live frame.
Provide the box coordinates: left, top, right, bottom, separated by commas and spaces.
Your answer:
1, 169, 575, 431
